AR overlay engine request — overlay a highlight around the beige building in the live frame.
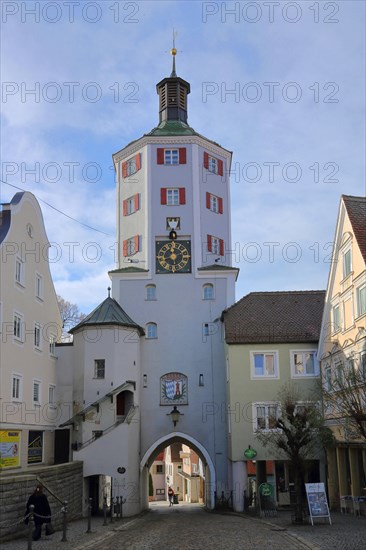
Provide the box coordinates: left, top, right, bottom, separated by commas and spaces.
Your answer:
0, 192, 62, 470
222, 290, 326, 512
318, 195, 366, 509
179, 444, 204, 503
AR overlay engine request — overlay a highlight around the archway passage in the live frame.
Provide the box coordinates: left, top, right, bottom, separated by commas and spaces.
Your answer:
140, 432, 216, 511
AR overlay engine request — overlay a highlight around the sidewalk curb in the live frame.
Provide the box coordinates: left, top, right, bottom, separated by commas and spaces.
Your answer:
74, 513, 147, 550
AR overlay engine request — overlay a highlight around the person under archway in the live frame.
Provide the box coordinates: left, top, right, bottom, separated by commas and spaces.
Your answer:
168, 486, 174, 507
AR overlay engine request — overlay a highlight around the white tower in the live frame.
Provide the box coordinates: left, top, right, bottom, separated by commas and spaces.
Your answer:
110, 48, 238, 508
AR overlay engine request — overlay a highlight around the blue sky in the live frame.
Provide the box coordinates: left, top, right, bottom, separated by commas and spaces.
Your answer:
1, 0, 365, 315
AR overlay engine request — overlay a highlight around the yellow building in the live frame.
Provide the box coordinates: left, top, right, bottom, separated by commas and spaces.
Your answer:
318, 195, 366, 509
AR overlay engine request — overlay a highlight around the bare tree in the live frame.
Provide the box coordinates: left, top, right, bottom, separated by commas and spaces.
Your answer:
256, 384, 334, 524
322, 359, 366, 441
57, 295, 85, 331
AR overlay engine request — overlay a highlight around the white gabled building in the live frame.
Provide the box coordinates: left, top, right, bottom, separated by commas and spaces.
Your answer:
0, 191, 62, 470
57, 53, 239, 514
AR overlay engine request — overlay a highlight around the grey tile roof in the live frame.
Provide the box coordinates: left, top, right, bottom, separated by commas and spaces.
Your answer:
342, 195, 366, 262
222, 290, 325, 344
69, 297, 144, 335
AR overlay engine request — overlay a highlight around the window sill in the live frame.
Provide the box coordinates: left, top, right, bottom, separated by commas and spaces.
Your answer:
251, 375, 279, 380
292, 373, 320, 378
15, 281, 25, 289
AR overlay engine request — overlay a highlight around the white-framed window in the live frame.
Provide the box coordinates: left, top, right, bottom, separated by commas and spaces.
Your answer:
126, 157, 137, 176
49, 335, 56, 356
324, 365, 332, 391
251, 351, 279, 379
291, 350, 318, 377
146, 323, 157, 339
208, 155, 218, 174
360, 352, 366, 376
12, 374, 22, 400
35, 273, 43, 300
156, 488, 165, 495
334, 361, 344, 388
332, 304, 341, 333
156, 464, 164, 474
122, 153, 141, 178
254, 403, 279, 431
356, 284, 366, 317
34, 323, 41, 350
48, 385, 56, 405
33, 380, 41, 405
203, 283, 214, 300
167, 189, 180, 205
343, 247, 352, 278
127, 196, 135, 215
210, 194, 218, 212
15, 257, 24, 285
211, 236, 220, 255
94, 359, 105, 379
146, 284, 156, 301
13, 312, 23, 342
164, 149, 179, 165
123, 235, 140, 257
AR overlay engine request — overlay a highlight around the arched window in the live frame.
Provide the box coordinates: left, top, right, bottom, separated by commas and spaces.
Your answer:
146, 284, 156, 301
146, 322, 157, 339
203, 283, 214, 300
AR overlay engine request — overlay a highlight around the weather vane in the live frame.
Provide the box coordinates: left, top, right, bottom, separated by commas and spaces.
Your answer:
170, 29, 181, 77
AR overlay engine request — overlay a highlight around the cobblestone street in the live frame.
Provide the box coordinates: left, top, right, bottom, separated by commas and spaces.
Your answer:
2, 502, 365, 550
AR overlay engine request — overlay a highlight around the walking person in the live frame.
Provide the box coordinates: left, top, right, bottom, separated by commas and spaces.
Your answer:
168, 486, 174, 507
25, 484, 54, 540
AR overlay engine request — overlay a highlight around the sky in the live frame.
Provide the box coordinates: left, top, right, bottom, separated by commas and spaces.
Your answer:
1, 0, 365, 315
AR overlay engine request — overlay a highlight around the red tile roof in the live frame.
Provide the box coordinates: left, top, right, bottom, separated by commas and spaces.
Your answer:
342, 195, 366, 262
222, 290, 325, 344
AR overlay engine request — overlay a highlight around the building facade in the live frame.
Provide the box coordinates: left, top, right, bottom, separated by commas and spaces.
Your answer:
222, 291, 326, 512
318, 195, 366, 509
0, 192, 62, 471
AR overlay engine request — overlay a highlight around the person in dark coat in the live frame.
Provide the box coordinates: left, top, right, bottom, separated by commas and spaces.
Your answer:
25, 484, 52, 540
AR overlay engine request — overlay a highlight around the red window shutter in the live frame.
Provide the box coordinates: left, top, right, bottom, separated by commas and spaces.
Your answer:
135, 153, 141, 171
179, 188, 186, 205
123, 240, 128, 257
122, 161, 127, 178
179, 148, 186, 164
218, 197, 223, 214
157, 148, 164, 164
134, 235, 139, 253
204, 152, 209, 169
206, 192, 211, 209
218, 159, 223, 176
134, 193, 140, 211
161, 188, 167, 205
219, 239, 224, 256
207, 234, 212, 253
123, 199, 128, 216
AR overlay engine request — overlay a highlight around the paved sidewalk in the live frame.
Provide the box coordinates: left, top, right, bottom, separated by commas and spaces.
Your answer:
249, 508, 366, 550
1, 504, 365, 550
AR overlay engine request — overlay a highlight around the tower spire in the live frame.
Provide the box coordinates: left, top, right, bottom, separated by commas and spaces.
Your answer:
156, 32, 190, 125
171, 29, 177, 77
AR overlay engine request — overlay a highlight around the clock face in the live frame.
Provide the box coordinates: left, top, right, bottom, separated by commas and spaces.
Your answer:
156, 240, 191, 274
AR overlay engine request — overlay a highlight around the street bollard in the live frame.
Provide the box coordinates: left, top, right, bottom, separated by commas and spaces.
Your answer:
103, 497, 108, 526
121, 497, 126, 519
61, 500, 68, 542
27, 504, 35, 550
86, 497, 92, 533
110, 497, 114, 523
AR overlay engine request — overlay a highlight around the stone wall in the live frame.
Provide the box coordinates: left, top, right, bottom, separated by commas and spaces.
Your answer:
0, 461, 83, 541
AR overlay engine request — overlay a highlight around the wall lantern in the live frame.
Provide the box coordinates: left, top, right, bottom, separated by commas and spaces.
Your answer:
168, 405, 183, 427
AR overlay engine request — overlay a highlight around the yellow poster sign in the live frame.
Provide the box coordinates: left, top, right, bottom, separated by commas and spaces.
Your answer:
0, 430, 21, 468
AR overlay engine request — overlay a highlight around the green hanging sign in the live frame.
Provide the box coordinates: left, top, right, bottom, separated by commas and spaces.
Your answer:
244, 447, 257, 460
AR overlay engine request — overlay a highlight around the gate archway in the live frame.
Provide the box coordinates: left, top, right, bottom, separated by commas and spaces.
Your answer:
140, 432, 216, 510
